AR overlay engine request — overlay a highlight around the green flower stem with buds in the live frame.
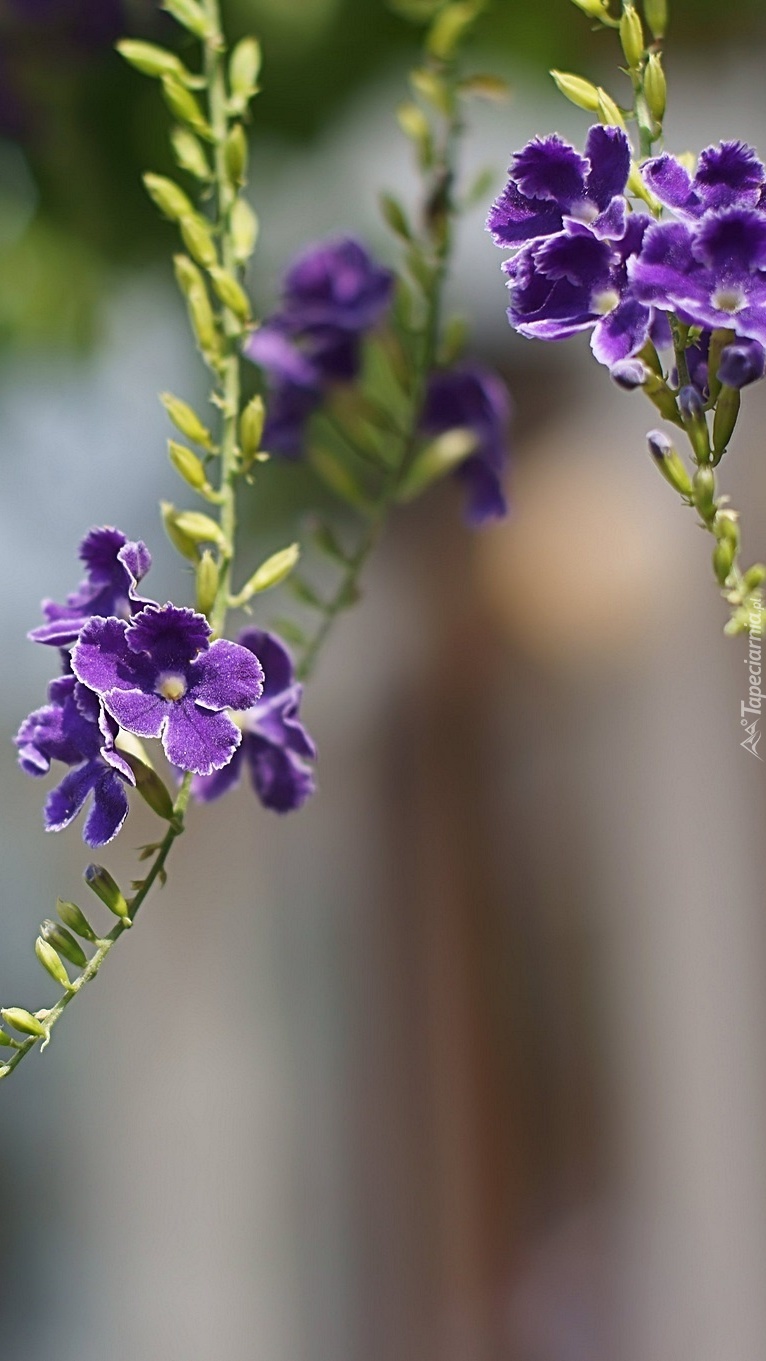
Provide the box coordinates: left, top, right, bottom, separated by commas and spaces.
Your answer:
3, 0, 264, 1082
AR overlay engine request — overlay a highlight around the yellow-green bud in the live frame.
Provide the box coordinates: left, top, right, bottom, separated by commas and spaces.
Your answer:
397, 102, 432, 164
410, 66, 452, 116
161, 77, 212, 140
620, 4, 645, 69
1, 1007, 47, 1038
225, 125, 248, 186
119, 753, 177, 821
234, 543, 300, 602
642, 0, 668, 40
743, 564, 766, 592
692, 464, 716, 519
35, 937, 73, 992
715, 510, 740, 549
229, 37, 262, 114
427, 1, 481, 60
713, 385, 741, 459
570, 0, 611, 16
550, 70, 601, 113
196, 550, 219, 617
168, 440, 208, 492
643, 53, 666, 124
713, 538, 735, 585
116, 40, 188, 82
41, 920, 87, 969
161, 501, 199, 561
160, 393, 214, 450
231, 199, 259, 265
179, 214, 217, 269
57, 898, 98, 942
161, 0, 211, 39
0, 1029, 16, 1047
597, 88, 626, 130
143, 173, 193, 222
187, 285, 221, 359
170, 127, 211, 181
174, 256, 203, 300
173, 509, 227, 548
647, 430, 693, 497
208, 267, 251, 323
239, 394, 265, 460
85, 865, 130, 924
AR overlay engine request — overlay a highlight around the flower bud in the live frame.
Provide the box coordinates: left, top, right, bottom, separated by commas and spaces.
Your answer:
743, 564, 766, 592
208, 267, 251, 323
225, 125, 248, 186
570, 0, 611, 17
160, 393, 214, 450
231, 199, 259, 265
229, 36, 262, 114
644, 372, 682, 423
116, 40, 188, 82
597, 88, 626, 131
427, 1, 481, 60
239, 394, 265, 459
57, 898, 98, 943
713, 538, 735, 585
162, 0, 212, 40
643, 53, 666, 124
642, 0, 668, 39
550, 70, 601, 113
84, 865, 131, 925
179, 214, 217, 269
41, 920, 88, 969
173, 509, 227, 548
169, 440, 207, 491
173, 253, 204, 298
397, 102, 433, 167
196, 550, 219, 617
611, 358, 647, 390
678, 384, 711, 461
161, 501, 200, 561
620, 4, 645, 70
715, 509, 740, 547
143, 173, 193, 222
161, 77, 212, 140
717, 340, 766, 390
0, 1029, 16, 1047
1, 1007, 47, 1038
647, 430, 693, 497
35, 937, 73, 991
119, 752, 177, 822
712, 385, 741, 460
234, 543, 300, 602
692, 464, 716, 520
187, 285, 222, 361
170, 127, 211, 182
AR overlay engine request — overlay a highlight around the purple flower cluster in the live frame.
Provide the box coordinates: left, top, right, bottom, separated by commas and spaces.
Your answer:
17, 528, 316, 845
419, 364, 512, 525
487, 127, 766, 392
244, 236, 394, 457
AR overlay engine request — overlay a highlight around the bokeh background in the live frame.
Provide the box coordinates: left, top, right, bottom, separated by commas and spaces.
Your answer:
2, 1, 766, 1358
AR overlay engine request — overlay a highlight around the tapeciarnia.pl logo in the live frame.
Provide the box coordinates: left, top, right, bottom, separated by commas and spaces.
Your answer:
741, 600, 764, 760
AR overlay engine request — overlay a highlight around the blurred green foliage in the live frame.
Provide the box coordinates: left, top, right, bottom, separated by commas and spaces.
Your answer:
0, 0, 764, 350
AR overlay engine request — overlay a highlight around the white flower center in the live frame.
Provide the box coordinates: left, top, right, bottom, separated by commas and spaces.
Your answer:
591, 287, 620, 316
569, 200, 598, 225
711, 286, 745, 314
155, 671, 187, 702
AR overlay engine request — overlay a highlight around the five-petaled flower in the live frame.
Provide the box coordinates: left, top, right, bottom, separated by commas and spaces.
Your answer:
193, 629, 316, 813
71, 603, 264, 777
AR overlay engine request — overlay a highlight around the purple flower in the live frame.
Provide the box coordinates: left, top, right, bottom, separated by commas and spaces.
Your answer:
244, 236, 393, 458
486, 125, 631, 249
419, 365, 512, 525
629, 209, 766, 347
193, 629, 316, 813
71, 604, 265, 778
642, 141, 766, 220
15, 674, 134, 846
30, 526, 151, 648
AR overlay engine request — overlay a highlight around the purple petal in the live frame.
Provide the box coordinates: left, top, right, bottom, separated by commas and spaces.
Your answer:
591, 298, 652, 366
191, 746, 244, 802
717, 338, 766, 388
244, 325, 322, 387
584, 124, 631, 209
456, 457, 508, 526
127, 603, 210, 668
72, 615, 153, 695
588, 196, 628, 241
163, 700, 241, 776
695, 140, 766, 212
189, 637, 264, 712
82, 769, 130, 847
237, 628, 294, 699
692, 207, 766, 270
45, 763, 101, 832
245, 735, 316, 813
486, 182, 564, 247
28, 615, 86, 647
78, 526, 128, 583
101, 688, 167, 739
118, 539, 152, 601
641, 154, 696, 214
511, 134, 588, 206
533, 229, 612, 287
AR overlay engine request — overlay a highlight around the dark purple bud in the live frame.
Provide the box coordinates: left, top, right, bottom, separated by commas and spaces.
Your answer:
611, 358, 647, 390
678, 384, 704, 421
647, 429, 673, 460
717, 340, 766, 390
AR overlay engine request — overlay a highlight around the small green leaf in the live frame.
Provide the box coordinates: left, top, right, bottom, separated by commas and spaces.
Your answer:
379, 193, 412, 242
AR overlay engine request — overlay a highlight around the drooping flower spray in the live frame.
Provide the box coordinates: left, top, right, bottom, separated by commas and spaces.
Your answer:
3, 0, 513, 1082
486, 0, 765, 638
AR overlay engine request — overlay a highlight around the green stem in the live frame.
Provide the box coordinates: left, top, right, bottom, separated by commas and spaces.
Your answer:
1, 775, 193, 1079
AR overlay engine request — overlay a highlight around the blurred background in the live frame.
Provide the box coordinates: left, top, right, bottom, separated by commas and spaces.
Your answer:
2, 1, 766, 1358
